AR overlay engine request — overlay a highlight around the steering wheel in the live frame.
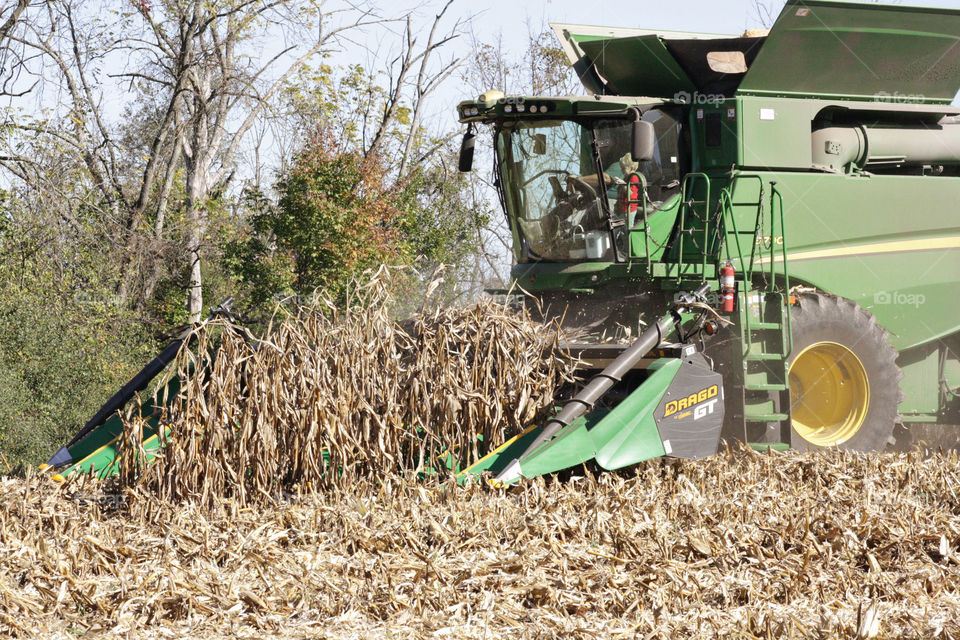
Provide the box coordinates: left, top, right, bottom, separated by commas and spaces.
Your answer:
565, 176, 596, 201
521, 169, 571, 187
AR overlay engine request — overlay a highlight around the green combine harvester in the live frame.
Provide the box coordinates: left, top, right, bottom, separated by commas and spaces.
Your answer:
46, 0, 960, 485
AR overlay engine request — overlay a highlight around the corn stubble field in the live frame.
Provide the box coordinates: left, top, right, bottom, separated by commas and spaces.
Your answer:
2, 278, 960, 639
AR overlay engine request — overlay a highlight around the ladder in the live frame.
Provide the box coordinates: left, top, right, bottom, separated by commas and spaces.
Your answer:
627, 172, 717, 281
721, 177, 793, 444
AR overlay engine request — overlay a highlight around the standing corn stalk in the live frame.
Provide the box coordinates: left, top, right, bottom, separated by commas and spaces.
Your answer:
119, 272, 579, 506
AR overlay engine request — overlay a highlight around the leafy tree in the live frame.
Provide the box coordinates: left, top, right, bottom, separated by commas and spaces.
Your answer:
0, 0, 508, 465
0, 187, 156, 469
230, 131, 405, 304
224, 129, 487, 315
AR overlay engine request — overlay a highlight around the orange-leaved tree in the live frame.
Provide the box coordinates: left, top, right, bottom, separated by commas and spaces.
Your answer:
225, 131, 419, 308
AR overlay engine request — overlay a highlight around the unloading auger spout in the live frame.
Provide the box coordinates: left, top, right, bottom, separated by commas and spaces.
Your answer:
492, 283, 715, 485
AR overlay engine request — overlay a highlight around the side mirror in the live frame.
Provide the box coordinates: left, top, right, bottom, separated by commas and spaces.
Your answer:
458, 131, 476, 172
533, 133, 547, 155
632, 120, 655, 162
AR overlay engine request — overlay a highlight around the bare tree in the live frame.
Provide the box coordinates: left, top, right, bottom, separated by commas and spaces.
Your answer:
1, 0, 387, 320
3, 1, 134, 233
0, 0, 31, 97
463, 23, 577, 98
752, 1, 782, 28
0, 0, 28, 41
130, 0, 388, 320
277, 1, 469, 175
360, 0, 464, 176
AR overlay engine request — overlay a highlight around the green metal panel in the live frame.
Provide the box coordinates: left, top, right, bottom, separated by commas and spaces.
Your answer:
629, 194, 678, 262
727, 171, 960, 351
62, 413, 126, 474
577, 36, 695, 99
454, 423, 556, 480
740, 0, 960, 103
512, 262, 630, 292
517, 359, 678, 479
736, 96, 960, 171
59, 378, 179, 479
690, 100, 741, 171
737, 97, 818, 169
459, 360, 679, 484
593, 360, 676, 469
61, 417, 165, 479
550, 24, 727, 96
898, 344, 941, 417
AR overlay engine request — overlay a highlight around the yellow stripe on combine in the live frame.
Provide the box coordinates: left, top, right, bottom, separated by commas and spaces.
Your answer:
59, 427, 165, 482
757, 236, 960, 263
69, 433, 123, 471
457, 424, 540, 478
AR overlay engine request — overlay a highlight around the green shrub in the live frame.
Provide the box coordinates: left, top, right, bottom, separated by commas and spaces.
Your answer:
0, 291, 156, 470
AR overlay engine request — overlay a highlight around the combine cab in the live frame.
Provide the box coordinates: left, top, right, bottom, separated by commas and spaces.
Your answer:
46, 0, 960, 485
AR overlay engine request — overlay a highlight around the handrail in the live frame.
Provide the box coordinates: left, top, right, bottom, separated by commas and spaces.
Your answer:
745, 180, 766, 287
677, 172, 711, 283
720, 174, 793, 362
719, 175, 760, 356
625, 172, 715, 280
724, 175, 762, 275
771, 183, 793, 358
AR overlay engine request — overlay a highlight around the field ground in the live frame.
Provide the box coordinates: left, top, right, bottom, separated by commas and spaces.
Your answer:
2, 448, 960, 639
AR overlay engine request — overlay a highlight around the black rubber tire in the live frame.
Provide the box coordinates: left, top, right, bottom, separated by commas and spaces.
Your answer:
788, 293, 903, 452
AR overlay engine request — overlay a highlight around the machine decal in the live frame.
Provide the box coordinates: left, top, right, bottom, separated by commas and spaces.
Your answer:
757, 237, 960, 264
654, 358, 725, 459
664, 384, 720, 418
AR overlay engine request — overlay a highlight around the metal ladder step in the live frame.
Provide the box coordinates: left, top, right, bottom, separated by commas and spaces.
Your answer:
744, 412, 790, 422
745, 398, 776, 412
744, 382, 789, 392
748, 322, 782, 331
744, 353, 784, 361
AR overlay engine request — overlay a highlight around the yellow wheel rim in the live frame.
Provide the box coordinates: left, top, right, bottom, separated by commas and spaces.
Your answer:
788, 341, 870, 447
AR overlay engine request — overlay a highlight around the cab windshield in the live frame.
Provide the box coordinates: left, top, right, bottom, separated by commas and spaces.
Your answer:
497, 109, 683, 263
